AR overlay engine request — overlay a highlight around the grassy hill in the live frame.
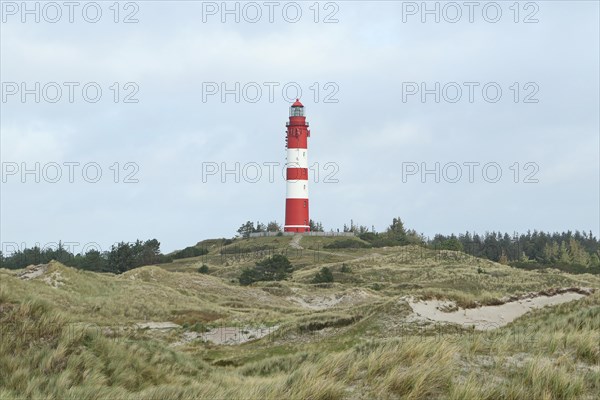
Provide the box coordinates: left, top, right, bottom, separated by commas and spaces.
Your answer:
1, 237, 599, 399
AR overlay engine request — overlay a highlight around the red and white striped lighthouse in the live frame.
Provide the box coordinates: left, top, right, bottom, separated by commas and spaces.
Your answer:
284, 99, 310, 232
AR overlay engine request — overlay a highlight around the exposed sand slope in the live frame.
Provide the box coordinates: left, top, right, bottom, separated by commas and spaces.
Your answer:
17, 264, 48, 280
170, 325, 280, 346
286, 288, 373, 310
404, 290, 589, 330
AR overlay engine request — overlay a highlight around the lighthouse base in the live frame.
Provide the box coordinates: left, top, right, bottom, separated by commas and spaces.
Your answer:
284, 198, 310, 232
284, 226, 311, 233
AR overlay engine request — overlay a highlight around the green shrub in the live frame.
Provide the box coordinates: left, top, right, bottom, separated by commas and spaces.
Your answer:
171, 246, 208, 260
359, 233, 408, 248
239, 268, 256, 286
239, 255, 293, 285
190, 322, 206, 332
197, 264, 209, 274
312, 267, 334, 283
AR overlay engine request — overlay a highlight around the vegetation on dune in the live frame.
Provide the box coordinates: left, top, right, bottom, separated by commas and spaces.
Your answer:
170, 246, 209, 260
2, 216, 597, 276
324, 239, 371, 249
235, 219, 324, 236
236, 220, 282, 238
0, 239, 178, 274
312, 267, 334, 284
197, 264, 209, 274
220, 244, 274, 255
429, 230, 600, 270
1, 284, 598, 399
1, 224, 599, 399
239, 255, 294, 286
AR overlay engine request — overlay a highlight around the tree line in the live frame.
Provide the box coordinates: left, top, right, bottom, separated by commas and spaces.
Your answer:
3, 219, 597, 273
236, 217, 599, 269
236, 219, 325, 238
0, 240, 208, 273
427, 230, 600, 268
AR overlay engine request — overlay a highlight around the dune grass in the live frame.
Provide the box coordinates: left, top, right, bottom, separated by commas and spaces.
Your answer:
1, 241, 599, 399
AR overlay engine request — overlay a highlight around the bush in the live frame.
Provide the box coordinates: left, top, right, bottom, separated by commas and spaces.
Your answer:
358, 232, 377, 242
340, 264, 352, 273
239, 255, 293, 285
198, 264, 209, 274
171, 246, 208, 260
370, 283, 383, 291
239, 268, 256, 286
190, 322, 207, 332
312, 267, 334, 283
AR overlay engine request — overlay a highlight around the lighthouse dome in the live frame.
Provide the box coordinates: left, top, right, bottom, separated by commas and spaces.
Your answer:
291, 99, 304, 107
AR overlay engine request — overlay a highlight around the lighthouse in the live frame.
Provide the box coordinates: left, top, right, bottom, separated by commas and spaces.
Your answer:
284, 99, 310, 232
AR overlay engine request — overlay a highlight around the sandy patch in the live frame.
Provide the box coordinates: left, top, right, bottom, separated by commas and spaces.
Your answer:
171, 325, 279, 346
202, 325, 279, 345
404, 290, 588, 331
42, 271, 66, 288
18, 264, 48, 280
171, 331, 202, 347
124, 268, 160, 281
287, 288, 372, 310
288, 294, 342, 310
136, 321, 281, 346
136, 322, 181, 330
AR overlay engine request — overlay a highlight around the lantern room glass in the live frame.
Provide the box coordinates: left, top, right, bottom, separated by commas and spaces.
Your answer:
290, 106, 304, 117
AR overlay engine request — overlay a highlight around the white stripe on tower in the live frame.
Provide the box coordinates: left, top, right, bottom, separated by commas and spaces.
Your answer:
286, 177, 308, 199
286, 148, 308, 169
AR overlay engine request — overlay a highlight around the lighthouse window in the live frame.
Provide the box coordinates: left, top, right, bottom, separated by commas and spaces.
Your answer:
304, 201, 306, 208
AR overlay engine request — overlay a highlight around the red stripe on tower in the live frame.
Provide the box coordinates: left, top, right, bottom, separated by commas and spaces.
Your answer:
286, 168, 308, 180
284, 99, 310, 232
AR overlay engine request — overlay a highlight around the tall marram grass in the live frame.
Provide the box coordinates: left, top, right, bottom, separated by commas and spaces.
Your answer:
1, 248, 599, 400
0, 297, 208, 399
450, 358, 586, 400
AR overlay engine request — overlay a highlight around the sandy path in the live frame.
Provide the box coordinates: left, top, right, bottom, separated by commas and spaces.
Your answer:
405, 292, 586, 330
289, 235, 303, 249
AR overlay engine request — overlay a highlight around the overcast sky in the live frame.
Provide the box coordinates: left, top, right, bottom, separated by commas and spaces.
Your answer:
1, 1, 598, 253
